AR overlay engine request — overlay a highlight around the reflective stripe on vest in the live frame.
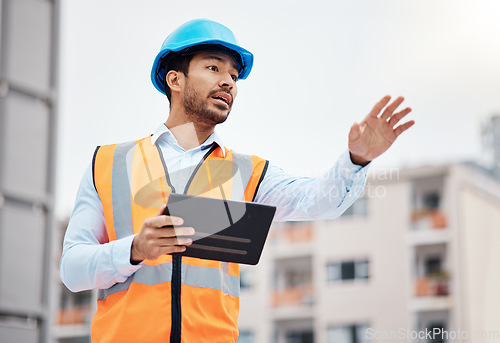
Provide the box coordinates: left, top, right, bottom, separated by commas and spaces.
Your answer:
92, 136, 268, 343
98, 262, 240, 300
111, 141, 135, 240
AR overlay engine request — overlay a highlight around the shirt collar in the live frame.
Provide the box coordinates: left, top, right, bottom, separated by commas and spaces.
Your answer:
151, 123, 226, 157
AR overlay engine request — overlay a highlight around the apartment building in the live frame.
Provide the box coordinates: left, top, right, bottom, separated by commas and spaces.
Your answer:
238, 162, 500, 343
0, 0, 59, 342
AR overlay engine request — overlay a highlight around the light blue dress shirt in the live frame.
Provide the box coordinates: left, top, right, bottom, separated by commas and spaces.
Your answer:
60, 124, 369, 292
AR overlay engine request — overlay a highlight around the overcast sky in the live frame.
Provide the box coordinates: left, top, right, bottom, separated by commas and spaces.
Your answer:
56, 0, 500, 216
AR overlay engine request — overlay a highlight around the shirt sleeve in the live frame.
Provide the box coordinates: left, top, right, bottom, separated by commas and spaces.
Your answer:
59, 164, 142, 292
254, 150, 370, 221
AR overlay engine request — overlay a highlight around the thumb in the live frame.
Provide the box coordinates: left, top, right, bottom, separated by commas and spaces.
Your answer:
156, 203, 167, 216
349, 122, 362, 142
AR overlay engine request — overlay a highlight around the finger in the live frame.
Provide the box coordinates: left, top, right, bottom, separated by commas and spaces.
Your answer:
380, 96, 405, 120
161, 215, 184, 227
146, 215, 184, 229
388, 107, 412, 127
158, 226, 195, 238
156, 204, 167, 216
159, 236, 193, 246
368, 95, 391, 118
394, 120, 415, 137
159, 245, 188, 255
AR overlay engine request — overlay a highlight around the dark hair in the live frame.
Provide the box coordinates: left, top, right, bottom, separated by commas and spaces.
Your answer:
162, 53, 194, 102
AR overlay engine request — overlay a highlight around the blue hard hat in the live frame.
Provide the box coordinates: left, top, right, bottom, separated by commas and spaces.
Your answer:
151, 19, 254, 96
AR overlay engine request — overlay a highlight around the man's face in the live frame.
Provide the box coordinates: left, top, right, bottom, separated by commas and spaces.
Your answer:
181, 51, 239, 125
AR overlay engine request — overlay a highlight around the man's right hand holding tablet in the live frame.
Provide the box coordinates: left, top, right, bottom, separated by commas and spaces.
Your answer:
130, 204, 195, 264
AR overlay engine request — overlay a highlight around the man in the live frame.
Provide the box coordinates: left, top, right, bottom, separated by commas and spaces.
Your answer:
60, 19, 414, 343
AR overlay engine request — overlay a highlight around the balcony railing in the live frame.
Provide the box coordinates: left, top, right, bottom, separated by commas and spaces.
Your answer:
415, 273, 450, 297
272, 285, 314, 307
56, 305, 93, 325
411, 209, 447, 229
271, 223, 315, 245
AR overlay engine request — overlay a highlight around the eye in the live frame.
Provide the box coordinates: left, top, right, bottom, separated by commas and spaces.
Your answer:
231, 74, 238, 82
208, 65, 218, 72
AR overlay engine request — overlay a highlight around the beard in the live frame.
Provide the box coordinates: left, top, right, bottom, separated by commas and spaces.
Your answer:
182, 80, 232, 125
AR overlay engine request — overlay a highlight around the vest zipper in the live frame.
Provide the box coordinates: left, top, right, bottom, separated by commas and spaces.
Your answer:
155, 144, 182, 343
170, 255, 182, 343
156, 143, 219, 343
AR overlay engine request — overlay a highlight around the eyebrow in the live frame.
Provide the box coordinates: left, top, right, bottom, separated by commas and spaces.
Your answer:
202, 55, 239, 74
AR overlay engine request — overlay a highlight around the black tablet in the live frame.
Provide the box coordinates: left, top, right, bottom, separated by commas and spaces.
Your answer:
164, 193, 276, 265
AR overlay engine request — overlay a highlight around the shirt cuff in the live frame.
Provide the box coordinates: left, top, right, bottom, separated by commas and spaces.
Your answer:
111, 234, 142, 277
331, 150, 370, 213
340, 150, 370, 178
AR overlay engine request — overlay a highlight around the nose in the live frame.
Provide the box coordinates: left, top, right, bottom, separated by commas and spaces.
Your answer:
219, 73, 235, 89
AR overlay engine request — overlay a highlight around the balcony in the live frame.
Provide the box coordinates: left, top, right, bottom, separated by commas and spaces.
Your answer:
53, 287, 95, 340
411, 209, 447, 230
410, 295, 452, 312
412, 271, 452, 312
415, 272, 450, 297
56, 305, 93, 326
408, 209, 450, 247
270, 223, 315, 258
272, 255, 313, 319
271, 285, 314, 320
272, 285, 314, 308
410, 177, 446, 231
52, 305, 94, 340
271, 222, 314, 243
274, 319, 314, 343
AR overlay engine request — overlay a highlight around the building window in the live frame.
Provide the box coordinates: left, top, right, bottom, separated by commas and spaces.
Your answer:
423, 192, 440, 210
355, 260, 369, 279
424, 256, 442, 276
341, 196, 368, 218
286, 330, 314, 343
328, 324, 370, 343
327, 259, 369, 282
428, 322, 446, 343
237, 330, 254, 343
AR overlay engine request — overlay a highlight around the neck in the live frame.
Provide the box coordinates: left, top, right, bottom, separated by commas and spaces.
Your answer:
165, 108, 215, 151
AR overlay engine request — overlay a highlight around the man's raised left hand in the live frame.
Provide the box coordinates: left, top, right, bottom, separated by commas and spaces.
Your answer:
348, 95, 415, 166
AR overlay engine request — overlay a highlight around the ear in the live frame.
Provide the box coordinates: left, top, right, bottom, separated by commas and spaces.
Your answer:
166, 70, 184, 94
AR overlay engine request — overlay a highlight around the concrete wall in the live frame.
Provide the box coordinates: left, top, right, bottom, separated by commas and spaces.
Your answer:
460, 185, 500, 340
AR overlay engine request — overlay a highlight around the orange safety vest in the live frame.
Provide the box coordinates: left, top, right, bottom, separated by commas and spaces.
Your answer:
91, 136, 268, 343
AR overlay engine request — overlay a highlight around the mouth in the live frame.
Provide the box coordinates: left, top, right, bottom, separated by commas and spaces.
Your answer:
210, 91, 232, 108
